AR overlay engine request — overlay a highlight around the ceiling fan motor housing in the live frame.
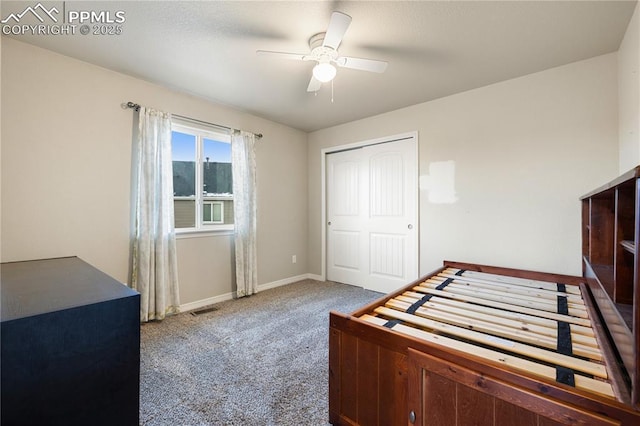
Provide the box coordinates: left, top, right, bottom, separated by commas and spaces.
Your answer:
309, 32, 327, 49
308, 32, 339, 63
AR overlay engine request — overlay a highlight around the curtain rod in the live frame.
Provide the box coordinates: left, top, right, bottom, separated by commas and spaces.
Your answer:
123, 102, 263, 139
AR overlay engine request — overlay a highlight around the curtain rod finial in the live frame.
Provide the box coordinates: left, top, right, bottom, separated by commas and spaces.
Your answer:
124, 101, 141, 111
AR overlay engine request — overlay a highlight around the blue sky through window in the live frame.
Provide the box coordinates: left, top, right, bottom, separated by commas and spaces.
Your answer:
204, 138, 231, 163
172, 131, 195, 161
172, 131, 231, 163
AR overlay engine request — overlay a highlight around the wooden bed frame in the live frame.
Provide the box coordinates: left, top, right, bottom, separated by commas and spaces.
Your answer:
329, 261, 640, 425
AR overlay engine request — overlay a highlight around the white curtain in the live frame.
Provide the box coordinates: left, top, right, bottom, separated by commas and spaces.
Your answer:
131, 106, 180, 321
232, 131, 258, 297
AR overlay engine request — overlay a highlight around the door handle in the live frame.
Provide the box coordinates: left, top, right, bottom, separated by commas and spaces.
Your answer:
328, 221, 332, 226
408, 224, 413, 229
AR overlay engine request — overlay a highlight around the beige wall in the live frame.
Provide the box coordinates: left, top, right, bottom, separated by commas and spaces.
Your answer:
175, 233, 235, 304
1, 38, 309, 304
308, 54, 619, 278
618, 3, 640, 173
1, 31, 630, 304
0, 37, 3, 263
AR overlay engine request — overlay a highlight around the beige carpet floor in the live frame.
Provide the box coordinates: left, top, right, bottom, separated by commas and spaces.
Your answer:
140, 279, 382, 425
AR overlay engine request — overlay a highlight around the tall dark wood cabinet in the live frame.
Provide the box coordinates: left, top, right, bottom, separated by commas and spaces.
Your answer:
1, 257, 140, 425
581, 166, 640, 407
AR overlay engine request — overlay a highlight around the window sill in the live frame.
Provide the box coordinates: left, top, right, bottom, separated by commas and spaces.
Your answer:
176, 227, 234, 239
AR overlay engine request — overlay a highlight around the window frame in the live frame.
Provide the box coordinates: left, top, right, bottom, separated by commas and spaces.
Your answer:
202, 200, 224, 224
171, 121, 234, 234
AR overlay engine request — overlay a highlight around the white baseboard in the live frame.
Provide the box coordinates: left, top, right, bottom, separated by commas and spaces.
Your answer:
307, 273, 324, 282
179, 273, 320, 313
257, 273, 310, 292
179, 292, 236, 313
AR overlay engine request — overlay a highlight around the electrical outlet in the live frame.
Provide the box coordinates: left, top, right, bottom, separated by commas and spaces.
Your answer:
292, 255, 297, 264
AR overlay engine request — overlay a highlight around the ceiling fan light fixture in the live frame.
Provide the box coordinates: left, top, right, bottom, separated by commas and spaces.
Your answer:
313, 62, 337, 82
257, 12, 387, 93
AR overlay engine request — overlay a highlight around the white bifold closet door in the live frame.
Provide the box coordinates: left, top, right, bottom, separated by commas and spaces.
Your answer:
326, 136, 418, 294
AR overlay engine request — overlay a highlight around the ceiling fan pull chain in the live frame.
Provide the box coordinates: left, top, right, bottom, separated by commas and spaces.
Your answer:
331, 80, 334, 103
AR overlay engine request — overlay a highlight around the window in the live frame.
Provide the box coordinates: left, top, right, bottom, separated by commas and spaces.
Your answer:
171, 122, 233, 231
203, 201, 224, 224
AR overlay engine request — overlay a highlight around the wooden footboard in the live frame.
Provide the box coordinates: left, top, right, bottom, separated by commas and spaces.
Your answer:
329, 261, 640, 425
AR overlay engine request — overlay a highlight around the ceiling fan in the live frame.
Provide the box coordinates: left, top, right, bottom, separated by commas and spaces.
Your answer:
257, 11, 388, 92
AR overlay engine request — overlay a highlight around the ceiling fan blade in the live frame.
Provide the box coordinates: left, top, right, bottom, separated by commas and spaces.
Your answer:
322, 11, 352, 50
336, 56, 388, 73
256, 50, 306, 61
307, 75, 322, 92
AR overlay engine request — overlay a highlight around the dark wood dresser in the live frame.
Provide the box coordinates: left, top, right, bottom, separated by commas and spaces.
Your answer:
1, 256, 140, 425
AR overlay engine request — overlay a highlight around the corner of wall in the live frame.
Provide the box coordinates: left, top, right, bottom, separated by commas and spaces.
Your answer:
618, 2, 640, 173
0, 35, 4, 262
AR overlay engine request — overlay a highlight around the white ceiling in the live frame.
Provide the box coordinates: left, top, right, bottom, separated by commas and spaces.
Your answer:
2, 1, 637, 132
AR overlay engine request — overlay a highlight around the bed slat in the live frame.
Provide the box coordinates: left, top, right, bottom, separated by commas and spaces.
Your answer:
359, 314, 614, 398
372, 306, 607, 379
412, 285, 592, 327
